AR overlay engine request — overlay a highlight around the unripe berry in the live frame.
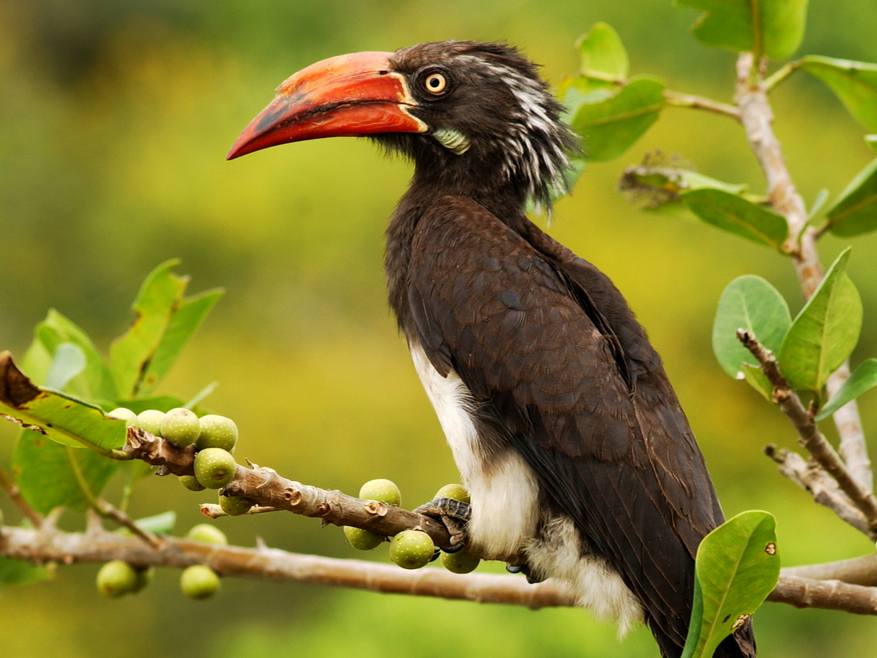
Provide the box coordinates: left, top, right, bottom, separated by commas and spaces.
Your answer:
196, 415, 239, 452
343, 526, 384, 551
180, 565, 220, 599
108, 408, 138, 427
137, 409, 166, 436
219, 494, 253, 516
359, 479, 401, 507
179, 475, 206, 492
435, 483, 470, 504
160, 408, 201, 447
186, 524, 228, 546
96, 560, 139, 598
389, 530, 434, 570
194, 448, 236, 489
441, 550, 480, 574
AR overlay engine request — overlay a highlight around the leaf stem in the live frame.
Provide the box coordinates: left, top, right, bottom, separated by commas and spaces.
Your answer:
763, 61, 802, 93
65, 447, 162, 548
0, 465, 43, 528
663, 90, 742, 121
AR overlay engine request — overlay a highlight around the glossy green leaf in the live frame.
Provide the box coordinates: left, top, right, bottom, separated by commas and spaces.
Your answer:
36, 310, 117, 401
675, 0, 808, 61
742, 364, 774, 401
815, 358, 877, 422
576, 22, 628, 79
44, 343, 86, 391
779, 249, 863, 391
0, 351, 128, 451
682, 189, 788, 249
13, 435, 118, 514
825, 157, 877, 237
124, 511, 177, 536
559, 75, 619, 110
867, 135, 877, 151
712, 276, 791, 377
800, 56, 877, 132
0, 557, 52, 591
682, 511, 780, 658
569, 76, 665, 162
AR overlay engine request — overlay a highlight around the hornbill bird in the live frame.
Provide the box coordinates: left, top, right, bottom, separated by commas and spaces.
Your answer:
228, 41, 756, 658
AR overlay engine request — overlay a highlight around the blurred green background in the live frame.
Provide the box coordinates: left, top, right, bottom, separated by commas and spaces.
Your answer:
1, 1, 876, 656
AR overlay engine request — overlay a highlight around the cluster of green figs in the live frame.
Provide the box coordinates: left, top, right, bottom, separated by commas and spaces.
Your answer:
96, 524, 228, 600
345, 479, 480, 574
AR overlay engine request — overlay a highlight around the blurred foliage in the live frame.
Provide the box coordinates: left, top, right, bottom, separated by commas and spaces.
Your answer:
1, 1, 877, 657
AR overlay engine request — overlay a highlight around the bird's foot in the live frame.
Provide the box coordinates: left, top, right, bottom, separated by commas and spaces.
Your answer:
505, 562, 545, 584
414, 497, 470, 551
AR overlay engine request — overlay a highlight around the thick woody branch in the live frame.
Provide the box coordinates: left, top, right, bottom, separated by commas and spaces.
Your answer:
122, 428, 472, 555
734, 51, 872, 491
2, 524, 876, 615
764, 445, 871, 536
784, 554, 877, 587
737, 330, 877, 536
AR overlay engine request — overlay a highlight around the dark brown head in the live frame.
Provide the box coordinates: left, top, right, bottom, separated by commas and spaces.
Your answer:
228, 41, 578, 211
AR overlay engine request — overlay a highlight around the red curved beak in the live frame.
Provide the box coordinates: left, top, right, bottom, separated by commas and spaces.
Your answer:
227, 51, 427, 160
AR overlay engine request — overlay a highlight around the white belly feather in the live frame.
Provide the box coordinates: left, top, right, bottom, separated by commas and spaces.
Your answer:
409, 343, 643, 634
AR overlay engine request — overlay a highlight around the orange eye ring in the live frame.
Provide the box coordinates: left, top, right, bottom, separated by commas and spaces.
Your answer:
424, 72, 447, 95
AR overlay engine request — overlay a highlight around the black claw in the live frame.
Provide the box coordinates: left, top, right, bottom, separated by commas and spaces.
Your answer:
429, 547, 441, 563
442, 543, 464, 554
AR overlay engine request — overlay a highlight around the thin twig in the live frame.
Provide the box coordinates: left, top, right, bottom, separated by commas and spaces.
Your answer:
764, 445, 872, 537
738, 330, 877, 535
664, 90, 742, 120
762, 61, 801, 93
200, 504, 281, 518
0, 465, 43, 529
66, 446, 163, 549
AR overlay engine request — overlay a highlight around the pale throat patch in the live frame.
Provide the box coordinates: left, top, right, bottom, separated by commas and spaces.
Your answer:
431, 127, 471, 155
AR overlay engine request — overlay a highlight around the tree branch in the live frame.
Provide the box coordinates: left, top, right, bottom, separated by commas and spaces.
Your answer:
734, 51, 873, 493
737, 330, 877, 537
764, 445, 871, 536
2, 524, 876, 615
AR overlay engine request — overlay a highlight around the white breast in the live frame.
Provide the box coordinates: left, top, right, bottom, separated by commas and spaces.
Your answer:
409, 344, 539, 558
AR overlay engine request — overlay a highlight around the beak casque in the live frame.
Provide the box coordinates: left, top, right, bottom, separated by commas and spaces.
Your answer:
227, 51, 427, 160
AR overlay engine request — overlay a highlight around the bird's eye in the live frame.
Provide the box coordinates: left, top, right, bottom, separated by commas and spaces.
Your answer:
423, 72, 447, 95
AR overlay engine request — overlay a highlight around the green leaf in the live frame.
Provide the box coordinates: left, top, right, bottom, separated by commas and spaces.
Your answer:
712, 276, 792, 377
675, 0, 808, 61
825, 157, 877, 237
559, 76, 619, 109
137, 288, 224, 396
0, 557, 52, 591
576, 22, 628, 79
0, 352, 128, 452
44, 343, 86, 391
800, 56, 877, 132
113, 395, 189, 414
815, 358, 877, 422
620, 166, 747, 215
569, 76, 666, 162
13, 434, 118, 514
110, 260, 188, 397
867, 135, 877, 151
682, 189, 789, 249
682, 511, 780, 658
37, 310, 117, 401
779, 248, 863, 391
110, 261, 223, 398
123, 511, 177, 535
742, 364, 774, 401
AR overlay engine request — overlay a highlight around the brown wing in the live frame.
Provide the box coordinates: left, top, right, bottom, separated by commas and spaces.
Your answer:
407, 196, 725, 651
